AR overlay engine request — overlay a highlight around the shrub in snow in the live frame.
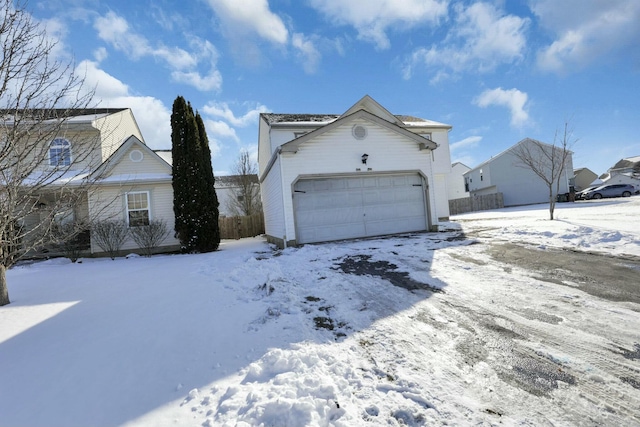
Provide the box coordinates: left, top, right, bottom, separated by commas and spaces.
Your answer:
51, 220, 90, 262
92, 220, 129, 260
129, 219, 170, 257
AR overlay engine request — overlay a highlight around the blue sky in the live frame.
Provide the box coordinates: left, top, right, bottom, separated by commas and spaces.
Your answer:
30, 0, 640, 176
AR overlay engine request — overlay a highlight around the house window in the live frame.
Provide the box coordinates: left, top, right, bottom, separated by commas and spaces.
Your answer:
49, 138, 71, 166
126, 191, 150, 226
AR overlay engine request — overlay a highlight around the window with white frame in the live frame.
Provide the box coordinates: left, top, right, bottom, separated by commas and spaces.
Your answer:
126, 191, 150, 226
49, 138, 72, 166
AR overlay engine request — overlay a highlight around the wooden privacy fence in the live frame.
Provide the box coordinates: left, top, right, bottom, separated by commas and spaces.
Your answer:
219, 213, 265, 239
449, 193, 504, 215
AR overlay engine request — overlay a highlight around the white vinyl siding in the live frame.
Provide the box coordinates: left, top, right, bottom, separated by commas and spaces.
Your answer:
108, 145, 171, 176
260, 155, 286, 242
278, 117, 438, 243
95, 109, 145, 162
433, 174, 449, 220
88, 183, 179, 253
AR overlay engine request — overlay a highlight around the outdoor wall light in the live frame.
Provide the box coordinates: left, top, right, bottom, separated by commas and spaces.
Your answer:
361, 153, 369, 164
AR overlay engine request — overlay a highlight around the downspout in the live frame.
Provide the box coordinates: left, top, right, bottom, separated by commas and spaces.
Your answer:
278, 148, 288, 248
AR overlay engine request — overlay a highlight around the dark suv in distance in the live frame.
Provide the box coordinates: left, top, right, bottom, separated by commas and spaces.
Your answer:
582, 184, 637, 200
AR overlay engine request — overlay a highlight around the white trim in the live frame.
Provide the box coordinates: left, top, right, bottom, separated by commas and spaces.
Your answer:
125, 190, 151, 226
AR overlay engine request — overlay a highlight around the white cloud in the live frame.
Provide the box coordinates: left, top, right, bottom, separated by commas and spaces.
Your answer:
531, 0, 640, 73
450, 136, 482, 153
452, 154, 476, 168
292, 33, 321, 74
93, 12, 222, 91
205, 0, 288, 45
474, 87, 529, 128
205, 120, 239, 142
78, 60, 172, 149
202, 102, 269, 128
403, 2, 528, 80
309, 0, 448, 50
93, 47, 108, 62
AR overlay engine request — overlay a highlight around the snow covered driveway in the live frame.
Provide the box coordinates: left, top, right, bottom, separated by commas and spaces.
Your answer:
1, 198, 639, 426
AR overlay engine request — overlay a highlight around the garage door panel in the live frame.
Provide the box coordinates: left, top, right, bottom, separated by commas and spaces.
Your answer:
294, 174, 427, 244
299, 207, 364, 227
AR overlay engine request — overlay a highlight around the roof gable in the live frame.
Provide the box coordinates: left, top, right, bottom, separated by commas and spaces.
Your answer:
465, 137, 572, 174
341, 95, 402, 125
90, 135, 172, 180
280, 109, 437, 153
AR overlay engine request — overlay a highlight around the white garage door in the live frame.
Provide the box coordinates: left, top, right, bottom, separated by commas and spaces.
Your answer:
293, 174, 428, 244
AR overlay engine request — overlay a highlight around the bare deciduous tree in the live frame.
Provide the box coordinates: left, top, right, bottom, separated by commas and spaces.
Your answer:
129, 219, 170, 257
225, 150, 262, 217
0, 0, 99, 305
512, 123, 576, 220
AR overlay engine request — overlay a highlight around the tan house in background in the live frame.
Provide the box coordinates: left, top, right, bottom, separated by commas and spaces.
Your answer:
18, 109, 179, 256
573, 167, 598, 191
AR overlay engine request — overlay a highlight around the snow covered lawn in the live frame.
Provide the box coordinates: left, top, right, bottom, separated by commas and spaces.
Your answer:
1, 197, 639, 426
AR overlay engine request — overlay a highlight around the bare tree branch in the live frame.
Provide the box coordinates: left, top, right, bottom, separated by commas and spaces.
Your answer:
225, 150, 262, 217
512, 123, 576, 220
0, 0, 101, 305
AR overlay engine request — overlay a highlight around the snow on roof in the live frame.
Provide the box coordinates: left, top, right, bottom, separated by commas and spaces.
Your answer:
262, 113, 449, 127
95, 173, 171, 184
1, 108, 128, 125
21, 170, 89, 186
262, 114, 340, 125
610, 156, 640, 170
154, 150, 172, 166
395, 115, 450, 127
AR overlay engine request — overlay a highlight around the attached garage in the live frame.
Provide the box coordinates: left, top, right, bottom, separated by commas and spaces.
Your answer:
293, 173, 429, 244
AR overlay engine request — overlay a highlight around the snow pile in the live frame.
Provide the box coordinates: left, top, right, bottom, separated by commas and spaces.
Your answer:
1, 197, 639, 426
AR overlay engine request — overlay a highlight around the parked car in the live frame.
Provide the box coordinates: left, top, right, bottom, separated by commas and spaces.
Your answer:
582, 184, 637, 200
575, 185, 601, 200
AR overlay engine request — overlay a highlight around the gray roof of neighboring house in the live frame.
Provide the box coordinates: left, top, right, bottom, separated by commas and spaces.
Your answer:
216, 174, 259, 187
261, 113, 447, 127
1, 108, 128, 123
610, 156, 640, 171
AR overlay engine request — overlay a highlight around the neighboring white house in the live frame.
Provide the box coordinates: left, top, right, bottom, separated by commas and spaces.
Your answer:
463, 138, 574, 207
215, 174, 260, 217
447, 162, 471, 200
154, 149, 259, 218
599, 156, 640, 191
15, 109, 180, 256
257, 95, 452, 248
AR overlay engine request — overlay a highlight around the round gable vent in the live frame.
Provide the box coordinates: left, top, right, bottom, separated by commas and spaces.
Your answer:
129, 149, 144, 162
352, 125, 367, 140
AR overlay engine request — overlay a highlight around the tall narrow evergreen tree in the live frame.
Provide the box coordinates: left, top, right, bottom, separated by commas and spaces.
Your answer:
171, 96, 220, 252
194, 111, 221, 251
